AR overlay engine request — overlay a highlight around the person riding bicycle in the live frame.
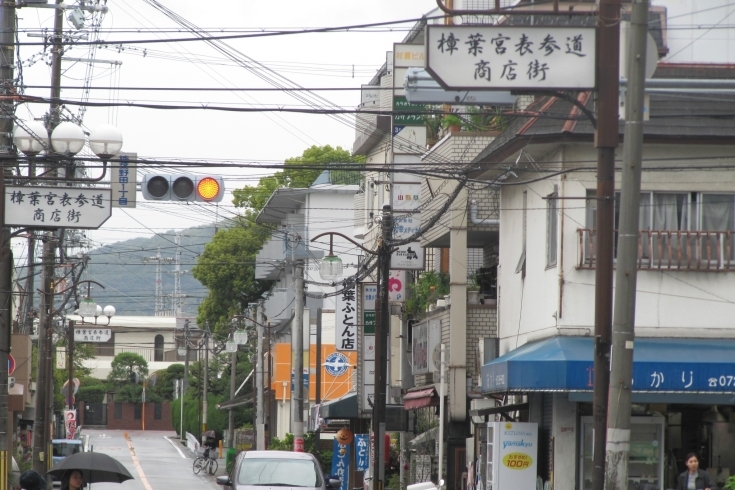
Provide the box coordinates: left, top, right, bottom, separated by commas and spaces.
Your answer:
203, 435, 217, 459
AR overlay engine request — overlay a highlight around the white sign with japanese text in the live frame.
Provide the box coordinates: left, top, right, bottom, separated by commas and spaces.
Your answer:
387, 270, 406, 302
426, 26, 597, 90
74, 328, 112, 343
111, 152, 137, 208
394, 43, 426, 97
392, 184, 422, 212
5, 186, 112, 229
362, 283, 377, 311
336, 287, 357, 351
392, 214, 424, 270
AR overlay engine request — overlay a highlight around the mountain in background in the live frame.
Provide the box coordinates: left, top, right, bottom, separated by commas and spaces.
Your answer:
85, 225, 216, 316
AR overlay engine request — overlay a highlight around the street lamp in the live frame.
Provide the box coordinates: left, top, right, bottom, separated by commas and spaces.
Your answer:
311, 205, 394, 490
318, 233, 343, 281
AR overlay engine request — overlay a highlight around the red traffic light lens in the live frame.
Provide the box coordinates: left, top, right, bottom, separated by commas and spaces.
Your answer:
197, 177, 220, 201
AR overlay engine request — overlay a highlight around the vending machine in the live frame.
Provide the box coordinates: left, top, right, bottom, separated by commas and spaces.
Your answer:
486, 421, 538, 490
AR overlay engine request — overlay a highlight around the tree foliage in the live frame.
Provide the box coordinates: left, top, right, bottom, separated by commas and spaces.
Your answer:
107, 352, 149, 384
194, 144, 362, 332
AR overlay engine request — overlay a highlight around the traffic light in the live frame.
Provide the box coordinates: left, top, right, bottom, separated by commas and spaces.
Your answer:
142, 173, 224, 202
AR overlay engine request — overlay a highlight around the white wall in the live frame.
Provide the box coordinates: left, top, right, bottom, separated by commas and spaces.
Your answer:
498, 143, 735, 353
653, 0, 735, 64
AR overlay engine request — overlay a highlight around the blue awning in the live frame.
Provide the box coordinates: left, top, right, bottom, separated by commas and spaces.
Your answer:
481, 337, 735, 395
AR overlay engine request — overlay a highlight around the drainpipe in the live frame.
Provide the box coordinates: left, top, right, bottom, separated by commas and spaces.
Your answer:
469, 200, 500, 226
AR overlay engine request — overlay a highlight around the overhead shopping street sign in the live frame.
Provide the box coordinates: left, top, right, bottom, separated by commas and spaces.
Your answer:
5, 186, 112, 229
426, 26, 597, 90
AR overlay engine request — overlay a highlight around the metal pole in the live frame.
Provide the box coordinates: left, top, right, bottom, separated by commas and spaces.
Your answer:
605, 2, 649, 489
437, 344, 446, 488
592, 1, 621, 489
227, 349, 236, 449
203, 332, 209, 434
256, 306, 265, 450
0, 166, 12, 490
181, 321, 190, 442
292, 258, 305, 451
373, 205, 393, 490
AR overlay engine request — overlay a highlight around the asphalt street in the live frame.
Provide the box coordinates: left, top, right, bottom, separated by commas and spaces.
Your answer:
81, 430, 224, 490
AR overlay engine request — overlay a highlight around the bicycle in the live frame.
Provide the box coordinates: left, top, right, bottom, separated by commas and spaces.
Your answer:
193, 452, 218, 475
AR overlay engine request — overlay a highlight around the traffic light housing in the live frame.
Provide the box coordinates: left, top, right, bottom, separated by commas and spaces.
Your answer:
142, 173, 224, 202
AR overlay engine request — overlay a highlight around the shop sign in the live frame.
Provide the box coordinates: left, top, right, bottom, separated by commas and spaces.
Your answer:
426, 26, 596, 90
488, 422, 538, 488
336, 287, 357, 351
111, 152, 137, 208
5, 186, 111, 229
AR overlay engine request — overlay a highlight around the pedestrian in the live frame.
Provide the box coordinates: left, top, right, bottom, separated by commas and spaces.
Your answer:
60, 469, 85, 490
677, 453, 717, 490
19, 470, 46, 490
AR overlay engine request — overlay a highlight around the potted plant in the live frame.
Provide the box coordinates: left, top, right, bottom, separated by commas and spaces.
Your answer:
467, 273, 480, 304
441, 114, 463, 133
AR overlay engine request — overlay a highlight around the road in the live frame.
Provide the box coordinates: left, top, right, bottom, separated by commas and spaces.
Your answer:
82, 430, 224, 490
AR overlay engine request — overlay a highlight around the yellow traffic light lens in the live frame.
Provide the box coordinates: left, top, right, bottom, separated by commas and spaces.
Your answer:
197, 177, 220, 201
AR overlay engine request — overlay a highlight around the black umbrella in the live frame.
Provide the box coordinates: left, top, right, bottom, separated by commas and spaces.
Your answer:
48, 452, 134, 484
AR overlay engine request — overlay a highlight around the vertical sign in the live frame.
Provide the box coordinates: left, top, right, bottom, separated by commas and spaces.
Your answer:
387, 270, 406, 302
362, 283, 377, 311
355, 435, 370, 472
111, 152, 137, 208
392, 184, 424, 269
393, 45, 427, 154
64, 410, 77, 439
491, 422, 538, 488
336, 287, 357, 351
331, 440, 351, 490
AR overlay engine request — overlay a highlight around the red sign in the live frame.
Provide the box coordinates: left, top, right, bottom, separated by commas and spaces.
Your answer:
293, 436, 305, 452
8, 354, 15, 375
64, 410, 77, 439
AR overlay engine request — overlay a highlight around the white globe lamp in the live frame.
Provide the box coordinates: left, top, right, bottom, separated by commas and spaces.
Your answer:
89, 124, 123, 158
51, 122, 85, 155
13, 121, 49, 155
320, 254, 343, 281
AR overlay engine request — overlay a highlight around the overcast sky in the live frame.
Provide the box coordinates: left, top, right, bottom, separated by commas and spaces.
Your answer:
13, 0, 438, 250
11, 0, 733, 257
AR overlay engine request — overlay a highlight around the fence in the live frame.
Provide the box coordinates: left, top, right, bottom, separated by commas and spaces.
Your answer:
577, 228, 735, 271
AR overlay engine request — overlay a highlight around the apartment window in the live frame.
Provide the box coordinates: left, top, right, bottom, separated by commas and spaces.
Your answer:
585, 191, 735, 262
546, 191, 558, 267
154, 334, 164, 362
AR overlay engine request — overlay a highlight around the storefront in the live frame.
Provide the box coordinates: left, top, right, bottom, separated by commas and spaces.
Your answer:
478, 336, 735, 490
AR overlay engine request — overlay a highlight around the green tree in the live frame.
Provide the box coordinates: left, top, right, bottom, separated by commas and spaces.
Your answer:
107, 352, 149, 384
151, 364, 185, 401
195, 144, 363, 331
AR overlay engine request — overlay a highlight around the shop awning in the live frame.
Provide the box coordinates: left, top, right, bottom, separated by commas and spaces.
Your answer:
319, 393, 358, 419
404, 386, 439, 410
481, 337, 735, 395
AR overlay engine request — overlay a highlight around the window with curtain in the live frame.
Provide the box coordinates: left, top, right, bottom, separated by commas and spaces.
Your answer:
700, 194, 735, 262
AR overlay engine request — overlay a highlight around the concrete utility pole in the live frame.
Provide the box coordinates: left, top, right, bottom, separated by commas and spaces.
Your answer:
227, 346, 236, 448
202, 329, 209, 434
256, 303, 265, 450
181, 319, 190, 442
292, 256, 305, 452
605, 2, 649, 489
592, 1, 621, 490
372, 204, 393, 490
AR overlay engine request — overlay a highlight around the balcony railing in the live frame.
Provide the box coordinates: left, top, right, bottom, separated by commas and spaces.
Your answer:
577, 228, 735, 271
96, 346, 198, 362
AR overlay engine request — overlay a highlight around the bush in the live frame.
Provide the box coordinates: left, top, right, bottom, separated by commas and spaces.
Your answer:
77, 384, 107, 403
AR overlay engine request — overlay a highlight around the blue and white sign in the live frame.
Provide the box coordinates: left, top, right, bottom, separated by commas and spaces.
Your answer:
331, 440, 350, 490
355, 435, 369, 472
324, 352, 350, 377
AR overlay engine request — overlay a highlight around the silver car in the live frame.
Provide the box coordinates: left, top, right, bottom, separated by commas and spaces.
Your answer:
216, 450, 341, 490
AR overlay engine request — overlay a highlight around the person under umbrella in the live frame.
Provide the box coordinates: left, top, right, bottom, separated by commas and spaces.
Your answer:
20, 470, 46, 490
48, 451, 134, 484
60, 470, 84, 490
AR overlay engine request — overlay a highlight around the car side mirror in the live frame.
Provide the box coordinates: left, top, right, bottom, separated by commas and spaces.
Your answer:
328, 478, 342, 489
216, 475, 231, 486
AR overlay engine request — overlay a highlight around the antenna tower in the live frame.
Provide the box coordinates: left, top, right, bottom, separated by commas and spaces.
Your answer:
143, 247, 175, 316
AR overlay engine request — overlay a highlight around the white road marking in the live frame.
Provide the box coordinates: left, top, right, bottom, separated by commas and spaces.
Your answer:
163, 436, 187, 459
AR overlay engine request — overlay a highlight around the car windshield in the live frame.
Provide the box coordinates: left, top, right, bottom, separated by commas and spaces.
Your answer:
237, 458, 322, 487
53, 443, 81, 458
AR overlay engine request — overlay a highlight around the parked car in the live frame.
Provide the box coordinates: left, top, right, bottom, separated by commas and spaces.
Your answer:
216, 451, 341, 490
51, 439, 84, 485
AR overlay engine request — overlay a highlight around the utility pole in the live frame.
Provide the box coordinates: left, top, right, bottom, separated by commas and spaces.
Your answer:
181, 319, 190, 442
256, 303, 265, 450
67, 320, 75, 412
372, 205, 392, 490
32, 237, 54, 474
292, 255, 305, 452
592, 1, 621, 490
227, 319, 237, 448
202, 329, 209, 435
0, 1, 15, 486
605, 2, 649, 489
